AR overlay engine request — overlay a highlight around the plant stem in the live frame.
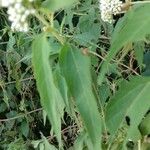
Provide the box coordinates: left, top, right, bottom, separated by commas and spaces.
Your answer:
34, 12, 49, 27
117, 0, 150, 14
89, 51, 140, 76
50, 13, 54, 27
138, 140, 141, 150
0, 108, 43, 122
34, 12, 65, 44
132, 0, 150, 4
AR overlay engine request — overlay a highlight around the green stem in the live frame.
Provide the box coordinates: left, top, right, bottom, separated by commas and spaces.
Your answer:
138, 140, 141, 150
34, 12, 65, 45
34, 12, 49, 26
132, 0, 150, 4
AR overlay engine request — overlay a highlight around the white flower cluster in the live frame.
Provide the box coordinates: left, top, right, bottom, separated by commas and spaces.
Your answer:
1, 0, 35, 32
99, 0, 122, 23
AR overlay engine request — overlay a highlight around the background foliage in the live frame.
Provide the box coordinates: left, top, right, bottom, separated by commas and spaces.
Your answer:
0, 0, 150, 150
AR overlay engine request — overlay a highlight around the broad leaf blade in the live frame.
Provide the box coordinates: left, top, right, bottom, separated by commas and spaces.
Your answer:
98, 4, 150, 84
59, 45, 101, 149
106, 76, 150, 141
32, 34, 62, 146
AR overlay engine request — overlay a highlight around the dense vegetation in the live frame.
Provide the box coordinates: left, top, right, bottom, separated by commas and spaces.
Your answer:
0, 0, 150, 149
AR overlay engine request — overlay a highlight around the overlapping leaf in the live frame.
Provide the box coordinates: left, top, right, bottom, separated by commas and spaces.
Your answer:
59, 45, 102, 150
32, 34, 64, 147
106, 76, 150, 141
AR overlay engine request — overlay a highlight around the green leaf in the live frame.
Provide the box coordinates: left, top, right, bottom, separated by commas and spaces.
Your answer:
42, 135, 58, 150
42, 0, 78, 12
32, 34, 63, 147
143, 51, 150, 76
139, 113, 150, 136
59, 45, 101, 150
7, 138, 26, 150
74, 132, 87, 150
53, 68, 71, 114
134, 41, 144, 71
20, 120, 29, 138
98, 4, 150, 84
99, 83, 111, 106
2, 89, 9, 108
106, 76, 150, 141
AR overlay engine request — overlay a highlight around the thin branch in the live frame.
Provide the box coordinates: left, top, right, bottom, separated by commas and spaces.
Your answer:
0, 108, 43, 122
138, 140, 141, 150
89, 51, 140, 76
132, 0, 150, 4
47, 124, 78, 141
4, 76, 34, 85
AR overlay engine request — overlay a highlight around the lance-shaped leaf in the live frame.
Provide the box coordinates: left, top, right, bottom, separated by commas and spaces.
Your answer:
106, 76, 150, 141
98, 4, 150, 85
32, 34, 63, 146
59, 45, 101, 150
